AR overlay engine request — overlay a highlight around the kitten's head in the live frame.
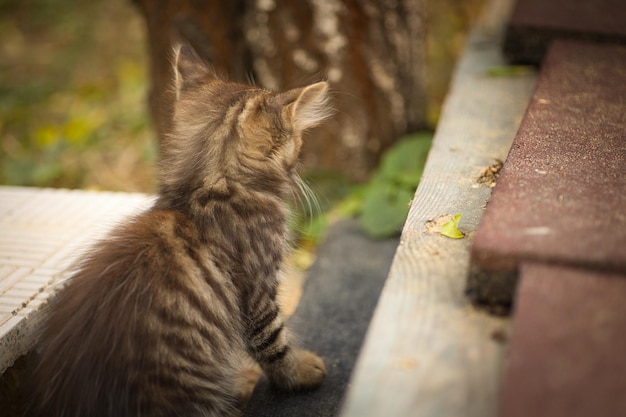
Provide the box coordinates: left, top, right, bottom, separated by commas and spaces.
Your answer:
159, 44, 330, 205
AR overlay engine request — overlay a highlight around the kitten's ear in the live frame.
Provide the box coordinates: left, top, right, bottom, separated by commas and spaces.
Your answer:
173, 43, 212, 97
278, 81, 331, 132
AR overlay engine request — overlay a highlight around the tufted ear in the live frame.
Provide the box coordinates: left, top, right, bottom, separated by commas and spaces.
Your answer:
276, 81, 331, 132
173, 43, 213, 98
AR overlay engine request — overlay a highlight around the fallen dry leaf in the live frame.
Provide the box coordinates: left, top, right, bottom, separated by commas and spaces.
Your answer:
477, 159, 503, 188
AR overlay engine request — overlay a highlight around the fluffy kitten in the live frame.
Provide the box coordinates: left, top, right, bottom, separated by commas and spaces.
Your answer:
31, 44, 330, 417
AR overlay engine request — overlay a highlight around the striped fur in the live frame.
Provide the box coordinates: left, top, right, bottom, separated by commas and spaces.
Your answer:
31, 44, 330, 417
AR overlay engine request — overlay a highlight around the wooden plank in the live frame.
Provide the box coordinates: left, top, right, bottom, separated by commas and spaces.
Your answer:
0, 186, 153, 373
498, 263, 626, 417
339, 0, 536, 415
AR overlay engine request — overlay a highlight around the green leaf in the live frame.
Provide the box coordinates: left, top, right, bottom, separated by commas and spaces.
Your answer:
439, 213, 464, 239
356, 132, 433, 239
361, 186, 413, 239
378, 132, 432, 182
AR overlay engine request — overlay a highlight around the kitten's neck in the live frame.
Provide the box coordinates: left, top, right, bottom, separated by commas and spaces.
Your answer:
155, 185, 290, 275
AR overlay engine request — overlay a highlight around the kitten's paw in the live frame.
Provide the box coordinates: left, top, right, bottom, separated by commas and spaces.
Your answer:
293, 349, 326, 390
235, 362, 262, 409
268, 349, 326, 392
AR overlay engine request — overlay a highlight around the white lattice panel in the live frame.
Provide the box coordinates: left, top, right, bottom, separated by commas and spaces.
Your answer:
0, 186, 153, 373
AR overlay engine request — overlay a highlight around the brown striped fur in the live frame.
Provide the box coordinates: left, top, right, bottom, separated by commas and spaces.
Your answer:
31, 44, 330, 417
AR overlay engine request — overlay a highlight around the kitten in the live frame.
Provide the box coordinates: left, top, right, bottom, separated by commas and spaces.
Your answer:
31, 44, 330, 417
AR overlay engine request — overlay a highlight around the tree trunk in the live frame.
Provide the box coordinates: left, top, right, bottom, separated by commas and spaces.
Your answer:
133, 0, 427, 181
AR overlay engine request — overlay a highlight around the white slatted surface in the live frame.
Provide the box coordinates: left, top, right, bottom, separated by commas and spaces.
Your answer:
0, 186, 153, 373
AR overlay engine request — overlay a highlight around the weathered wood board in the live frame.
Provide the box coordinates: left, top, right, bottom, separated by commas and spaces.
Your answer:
339, 0, 536, 415
0, 187, 152, 374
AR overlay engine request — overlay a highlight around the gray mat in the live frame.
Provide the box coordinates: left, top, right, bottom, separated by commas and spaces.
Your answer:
244, 219, 399, 417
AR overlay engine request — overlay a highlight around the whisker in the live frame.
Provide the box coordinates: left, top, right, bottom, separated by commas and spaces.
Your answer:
292, 176, 322, 236
246, 71, 257, 86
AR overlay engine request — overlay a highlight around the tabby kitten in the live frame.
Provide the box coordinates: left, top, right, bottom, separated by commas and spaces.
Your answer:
32, 44, 330, 417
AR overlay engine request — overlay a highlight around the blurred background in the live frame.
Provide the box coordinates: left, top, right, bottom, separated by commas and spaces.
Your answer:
0, 0, 155, 191
0, 0, 483, 193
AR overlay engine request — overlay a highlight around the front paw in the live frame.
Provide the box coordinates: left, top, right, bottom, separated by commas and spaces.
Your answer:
267, 349, 326, 391
293, 349, 326, 390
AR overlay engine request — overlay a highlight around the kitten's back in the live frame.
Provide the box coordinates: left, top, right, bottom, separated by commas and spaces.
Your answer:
33, 209, 245, 417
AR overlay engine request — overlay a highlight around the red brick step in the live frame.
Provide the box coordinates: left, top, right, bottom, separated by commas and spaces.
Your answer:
504, 0, 626, 63
497, 263, 626, 417
467, 40, 626, 306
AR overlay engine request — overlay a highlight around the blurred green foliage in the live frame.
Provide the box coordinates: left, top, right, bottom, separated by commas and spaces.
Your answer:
0, 0, 156, 191
360, 133, 432, 238
294, 133, 433, 241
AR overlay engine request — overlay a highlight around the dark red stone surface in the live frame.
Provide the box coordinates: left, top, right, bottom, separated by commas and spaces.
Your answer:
498, 263, 626, 417
468, 40, 626, 305
504, 0, 626, 63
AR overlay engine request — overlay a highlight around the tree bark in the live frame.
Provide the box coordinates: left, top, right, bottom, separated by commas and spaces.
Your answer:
133, 0, 427, 181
